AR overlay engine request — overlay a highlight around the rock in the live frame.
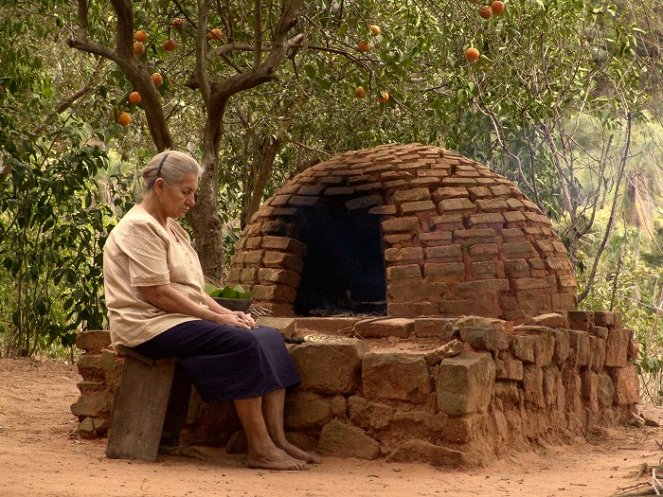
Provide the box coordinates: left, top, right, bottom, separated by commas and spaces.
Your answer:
348, 396, 395, 430
413, 318, 458, 339
526, 313, 568, 329
610, 365, 640, 405
424, 339, 465, 365
75, 331, 111, 353
284, 391, 346, 429
597, 371, 615, 408
354, 318, 414, 338
362, 352, 432, 402
605, 328, 630, 367
509, 335, 536, 363
290, 339, 367, 394
459, 327, 505, 353
436, 352, 495, 415
385, 439, 468, 467
318, 420, 381, 459
567, 330, 590, 368
255, 317, 297, 337
628, 413, 646, 427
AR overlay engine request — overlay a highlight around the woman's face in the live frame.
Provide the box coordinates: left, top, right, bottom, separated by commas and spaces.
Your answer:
160, 172, 199, 218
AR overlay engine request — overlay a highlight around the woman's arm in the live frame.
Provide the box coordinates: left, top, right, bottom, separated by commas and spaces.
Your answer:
201, 293, 256, 328
139, 284, 251, 329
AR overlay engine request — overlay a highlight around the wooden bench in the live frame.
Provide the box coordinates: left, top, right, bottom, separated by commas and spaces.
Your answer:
105, 346, 191, 462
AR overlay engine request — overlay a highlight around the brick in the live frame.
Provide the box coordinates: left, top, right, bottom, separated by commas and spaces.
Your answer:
252, 284, 297, 303
467, 213, 505, 228
263, 251, 304, 272
384, 247, 424, 263
245, 236, 262, 249
424, 262, 465, 281
384, 234, 413, 245
475, 199, 509, 211
468, 243, 499, 257
467, 261, 498, 280
239, 267, 259, 283
431, 214, 464, 230
442, 177, 478, 186
298, 184, 324, 195
419, 231, 454, 245
511, 278, 551, 291
438, 198, 476, 213
506, 198, 525, 210
288, 195, 319, 206
589, 336, 606, 372
503, 210, 527, 223
369, 205, 397, 215
452, 279, 509, 296
401, 200, 436, 213
263, 236, 307, 256
345, 195, 382, 210
244, 250, 264, 265
392, 187, 431, 203
502, 241, 536, 258
504, 259, 530, 278
433, 187, 469, 200
382, 216, 418, 232
490, 185, 511, 196
453, 228, 497, 246
386, 264, 422, 280
510, 335, 536, 363
567, 329, 590, 367
425, 244, 462, 261
257, 268, 301, 287
501, 228, 525, 239
325, 186, 356, 195
557, 273, 577, 288
467, 186, 492, 200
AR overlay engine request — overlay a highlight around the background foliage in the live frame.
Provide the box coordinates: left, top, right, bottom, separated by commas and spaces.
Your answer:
0, 0, 661, 398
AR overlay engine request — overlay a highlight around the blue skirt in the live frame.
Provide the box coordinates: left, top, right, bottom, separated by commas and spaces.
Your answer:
133, 320, 300, 402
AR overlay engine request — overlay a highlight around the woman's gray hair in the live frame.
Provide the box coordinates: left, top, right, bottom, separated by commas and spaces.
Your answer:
142, 150, 203, 192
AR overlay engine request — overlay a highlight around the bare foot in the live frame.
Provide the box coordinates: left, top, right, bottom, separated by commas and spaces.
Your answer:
277, 440, 322, 464
247, 447, 309, 471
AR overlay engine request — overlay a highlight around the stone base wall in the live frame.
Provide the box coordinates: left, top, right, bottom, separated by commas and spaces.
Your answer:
72, 310, 639, 466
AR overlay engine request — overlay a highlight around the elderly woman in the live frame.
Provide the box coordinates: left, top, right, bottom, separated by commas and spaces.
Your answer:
103, 150, 318, 471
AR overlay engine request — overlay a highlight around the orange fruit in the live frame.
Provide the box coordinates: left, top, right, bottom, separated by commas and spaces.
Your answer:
465, 47, 480, 63
377, 91, 390, 103
491, 0, 505, 14
163, 39, 176, 51
171, 18, 184, 29
209, 28, 223, 40
134, 30, 148, 42
355, 86, 367, 98
151, 72, 163, 86
357, 40, 372, 53
117, 111, 132, 126
369, 24, 381, 36
479, 5, 493, 18
128, 91, 142, 105
133, 41, 145, 56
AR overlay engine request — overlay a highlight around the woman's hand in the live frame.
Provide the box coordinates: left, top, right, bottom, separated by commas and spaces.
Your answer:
213, 312, 253, 329
233, 311, 256, 329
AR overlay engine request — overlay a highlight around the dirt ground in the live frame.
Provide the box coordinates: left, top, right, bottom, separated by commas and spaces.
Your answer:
0, 358, 661, 497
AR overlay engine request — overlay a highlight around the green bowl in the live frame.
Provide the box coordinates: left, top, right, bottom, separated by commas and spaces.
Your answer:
213, 297, 252, 312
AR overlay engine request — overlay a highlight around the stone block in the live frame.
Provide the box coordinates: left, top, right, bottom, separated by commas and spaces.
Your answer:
75, 331, 111, 353
438, 198, 476, 213
385, 439, 468, 467
392, 187, 432, 203
290, 339, 367, 395
388, 302, 438, 316
504, 259, 530, 278
256, 317, 296, 337
348, 396, 395, 430
386, 264, 422, 280
522, 364, 545, 408
593, 311, 619, 328
496, 357, 524, 381
436, 352, 495, 415
553, 329, 570, 364
509, 336, 536, 363
362, 352, 432, 402
526, 313, 568, 329
318, 420, 381, 459
401, 200, 436, 213
354, 318, 414, 339
605, 328, 630, 367
459, 327, 505, 353
257, 268, 301, 287
589, 336, 606, 372
419, 231, 454, 246
441, 415, 477, 443
70, 390, 113, 418
433, 187, 469, 200
610, 365, 640, 405
252, 284, 296, 303
567, 329, 591, 368
597, 371, 615, 408
567, 311, 594, 332
502, 241, 536, 258
423, 262, 465, 281
382, 216, 419, 233
413, 318, 458, 339
345, 195, 382, 210
284, 391, 347, 429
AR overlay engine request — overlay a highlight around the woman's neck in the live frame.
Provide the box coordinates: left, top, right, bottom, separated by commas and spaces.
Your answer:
140, 194, 168, 227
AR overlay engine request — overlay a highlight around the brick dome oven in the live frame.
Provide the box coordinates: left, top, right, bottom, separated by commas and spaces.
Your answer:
227, 143, 577, 322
